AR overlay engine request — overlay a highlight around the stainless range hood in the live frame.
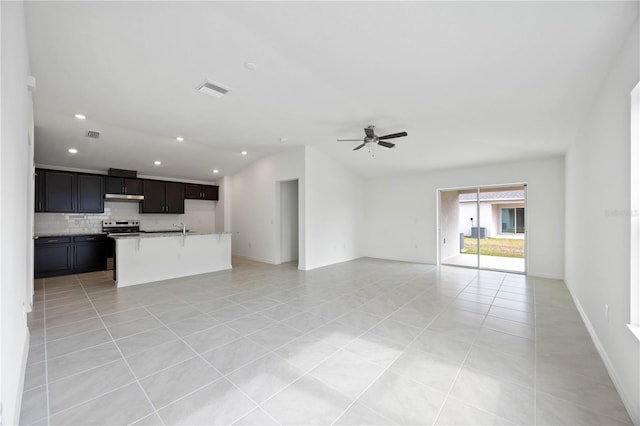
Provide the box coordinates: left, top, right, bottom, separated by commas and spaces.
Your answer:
105, 193, 144, 202
104, 168, 144, 202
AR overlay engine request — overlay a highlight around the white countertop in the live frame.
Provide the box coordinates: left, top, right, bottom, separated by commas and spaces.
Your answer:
109, 231, 231, 239
35, 232, 106, 238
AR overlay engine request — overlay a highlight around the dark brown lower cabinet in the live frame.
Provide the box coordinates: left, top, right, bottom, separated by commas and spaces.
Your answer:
35, 234, 107, 278
34, 237, 73, 278
73, 235, 107, 273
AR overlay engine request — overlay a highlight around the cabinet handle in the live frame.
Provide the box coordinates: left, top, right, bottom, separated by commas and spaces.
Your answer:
86, 237, 95, 241
124, 185, 127, 193
47, 239, 58, 243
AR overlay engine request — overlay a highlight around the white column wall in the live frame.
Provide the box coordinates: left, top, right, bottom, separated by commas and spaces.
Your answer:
1, 1, 34, 423
364, 156, 564, 279
304, 147, 364, 270
230, 148, 306, 267
565, 20, 640, 423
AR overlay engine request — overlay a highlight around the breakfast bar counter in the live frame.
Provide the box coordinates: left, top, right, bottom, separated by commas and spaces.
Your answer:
109, 232, 232, 287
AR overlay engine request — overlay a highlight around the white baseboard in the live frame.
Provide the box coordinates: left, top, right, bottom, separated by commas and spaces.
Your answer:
11, 329, 30, 426
565, 281, 640, 425
527, 271, 564, 280
233, 254, 278, 265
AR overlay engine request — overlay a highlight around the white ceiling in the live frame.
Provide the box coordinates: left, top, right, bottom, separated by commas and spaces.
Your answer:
25, 1, 638, 181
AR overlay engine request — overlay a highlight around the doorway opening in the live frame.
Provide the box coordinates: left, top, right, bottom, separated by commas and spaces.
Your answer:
439, 184, 526, 273
279, 179, 299, 266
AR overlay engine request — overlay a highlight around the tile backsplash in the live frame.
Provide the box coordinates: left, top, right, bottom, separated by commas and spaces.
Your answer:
35, 200, 216, 235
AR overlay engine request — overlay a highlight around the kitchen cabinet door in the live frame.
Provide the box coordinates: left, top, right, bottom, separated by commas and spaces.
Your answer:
140, 180, 165, 213
44, 171, 76, 212
202, 185, 218, 200
74, 237, 107, 273
185, 184, 218, 200
77, 174, 104, 213
35, 242, 73, 278
124, 178, 143, 195
165, 182, 185, 213
106, 177, 143, 195
35, 169, 45, 212
184, 183, 202, 199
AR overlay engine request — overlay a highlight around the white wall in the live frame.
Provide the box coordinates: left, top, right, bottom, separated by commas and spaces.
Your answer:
1, 1, 34, 423
280, 180, 299, 263
304, 147, 365, 270
565, 20, 640, 423
215, 176, 231, 232
364, 156, 564, 279
230, 147, 306, 267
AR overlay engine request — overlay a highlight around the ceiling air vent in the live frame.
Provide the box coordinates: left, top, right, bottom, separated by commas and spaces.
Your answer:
196, 80, 231, 98
86, 130, 100, 139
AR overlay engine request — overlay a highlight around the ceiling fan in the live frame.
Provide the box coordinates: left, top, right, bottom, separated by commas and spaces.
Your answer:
337, 125, 408, 151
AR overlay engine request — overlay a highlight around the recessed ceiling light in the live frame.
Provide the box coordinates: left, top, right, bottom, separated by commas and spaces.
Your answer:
74, 114, 86, 120
213, 169, 219, 174
241, 151, 247, 156
280, 137, 287, 143
68, 148, 78, 154
244, 62, 257, 71
176, 136, 184, 142
154, 160, 161, 166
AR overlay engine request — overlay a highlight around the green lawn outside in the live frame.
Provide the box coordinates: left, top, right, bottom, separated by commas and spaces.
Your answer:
464, 237, 524, 258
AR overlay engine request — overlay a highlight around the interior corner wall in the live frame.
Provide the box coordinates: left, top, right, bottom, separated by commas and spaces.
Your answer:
1, 1, 34, 424
565, 19, 640, 423
230, 148, 305, 267
363, 156, 565, 279
303, 147, 364, 270
214, 176, 231, 232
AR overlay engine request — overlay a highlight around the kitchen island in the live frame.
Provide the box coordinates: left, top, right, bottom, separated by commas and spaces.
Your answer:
109, 231, 231, 287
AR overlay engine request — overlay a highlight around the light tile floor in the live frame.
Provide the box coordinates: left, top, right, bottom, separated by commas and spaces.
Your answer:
21, 257, 632, 425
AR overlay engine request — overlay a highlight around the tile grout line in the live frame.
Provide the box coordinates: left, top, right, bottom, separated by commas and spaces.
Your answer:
43, 278, 51, 426
140, 307, 283, 426
533, 276, 538, 426
307, 273, 471, 425
76, 276, 166, 426
431, 272, 508, 425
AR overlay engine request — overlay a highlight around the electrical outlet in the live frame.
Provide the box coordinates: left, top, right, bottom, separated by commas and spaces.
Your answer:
248, 242, 252, 248
604, 304, 609, 322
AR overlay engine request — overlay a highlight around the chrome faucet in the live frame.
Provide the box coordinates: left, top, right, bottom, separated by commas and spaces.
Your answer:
173, 222, 186, 235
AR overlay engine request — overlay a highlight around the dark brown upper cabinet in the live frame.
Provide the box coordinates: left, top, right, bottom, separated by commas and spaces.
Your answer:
140, 180, 185, 214
77, 174, 104, 213
36, 169, 104, 213
105, 177, 143, 195
35, 169, 45, 212
185, 183, 219, 200
44, 170, 76, 212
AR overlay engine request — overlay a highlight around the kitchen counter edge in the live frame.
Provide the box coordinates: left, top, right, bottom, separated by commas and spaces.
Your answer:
108, 231, 231, 239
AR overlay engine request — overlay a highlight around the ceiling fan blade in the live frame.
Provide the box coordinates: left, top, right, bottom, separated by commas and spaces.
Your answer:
337, 139, 365, 142
378, 131, 407, 140
364, 126, 375, 139
353, 143, 366, 151
378, 141, 396, 149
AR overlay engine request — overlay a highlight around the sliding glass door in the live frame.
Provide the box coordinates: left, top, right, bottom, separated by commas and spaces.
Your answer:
439, 184, 526, 273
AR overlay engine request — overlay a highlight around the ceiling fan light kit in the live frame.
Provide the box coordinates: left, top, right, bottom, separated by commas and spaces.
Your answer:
337, 125, 407, 153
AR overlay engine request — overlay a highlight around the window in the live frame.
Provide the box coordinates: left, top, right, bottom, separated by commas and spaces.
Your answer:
501, 207, 525, 234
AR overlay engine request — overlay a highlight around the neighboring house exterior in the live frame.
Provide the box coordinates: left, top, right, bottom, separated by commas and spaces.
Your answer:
458, 190, 525, 238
